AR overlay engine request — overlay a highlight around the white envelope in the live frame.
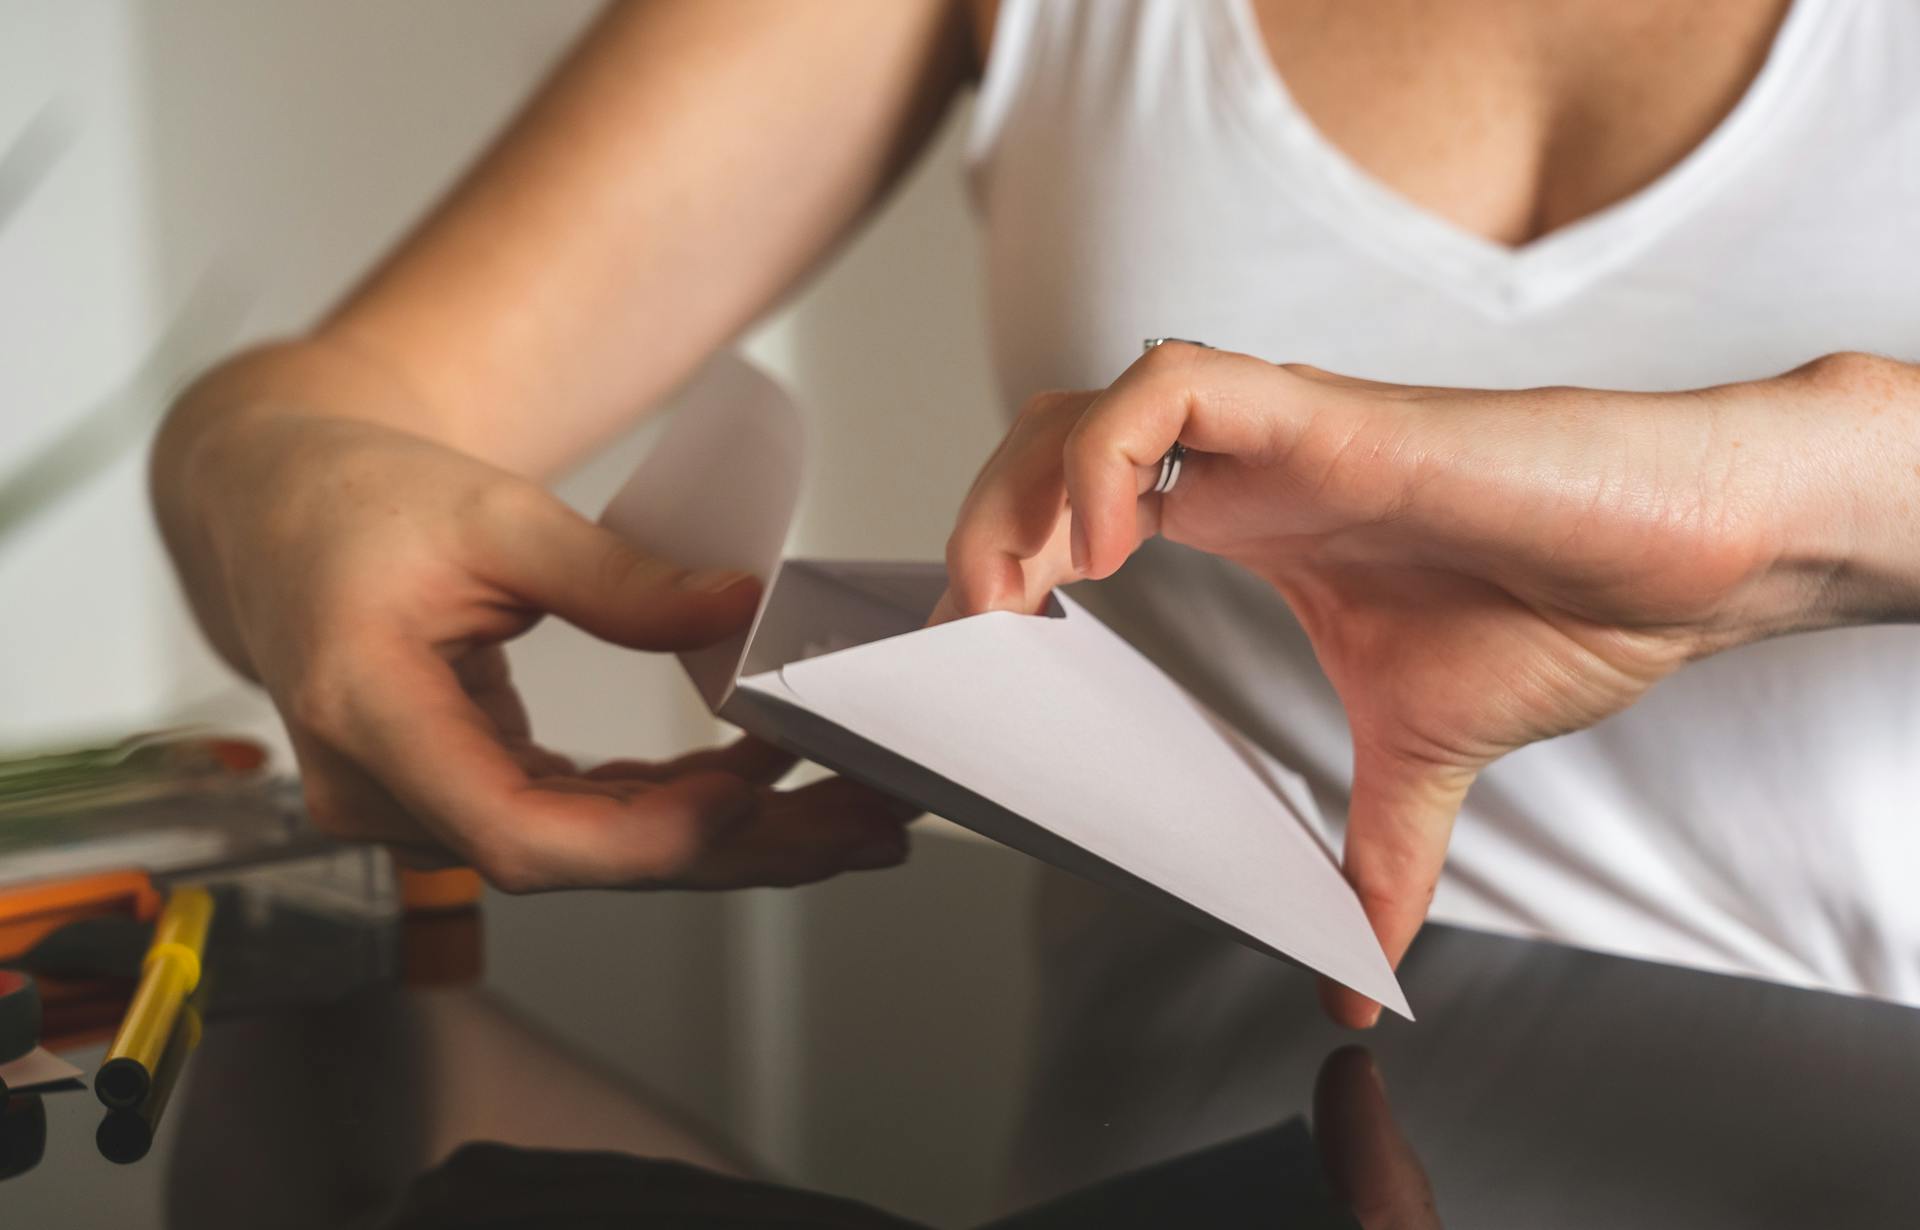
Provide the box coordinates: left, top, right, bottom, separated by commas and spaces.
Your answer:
601, 356, 1409, 1018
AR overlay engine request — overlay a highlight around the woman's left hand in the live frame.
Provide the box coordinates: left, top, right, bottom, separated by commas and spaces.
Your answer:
940, 342, 1917, 1027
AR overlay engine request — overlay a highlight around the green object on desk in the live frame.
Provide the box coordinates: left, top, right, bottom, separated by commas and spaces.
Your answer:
0, 734, 266, 825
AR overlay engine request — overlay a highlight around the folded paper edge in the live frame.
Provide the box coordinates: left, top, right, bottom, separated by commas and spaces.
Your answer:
726, 674, 1409, 1018
597, 353, 806, 711
759, 598, 1410, 1019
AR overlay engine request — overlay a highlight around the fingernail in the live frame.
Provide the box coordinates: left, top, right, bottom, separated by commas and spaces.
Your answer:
1362, 1004, 1383, 1029
1069, 517, 1089, 575
680, 569, 755, 594
848, 832, 908, 869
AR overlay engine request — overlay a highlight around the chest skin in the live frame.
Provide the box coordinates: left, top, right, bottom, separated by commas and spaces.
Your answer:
971, 0, 1793, 248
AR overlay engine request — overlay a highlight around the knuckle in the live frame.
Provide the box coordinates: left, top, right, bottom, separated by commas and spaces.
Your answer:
942, 531, 998, 607
1015, 389, 1080, 425
627, 781, 744, 884
1354, 875, 1439, 920
1013, 391, 1056, 423
944, 524, 983, 570
634, 815, 710, 882
595, 534, 677, 598
1060, 408, 1103, 453
467, 835, 542, 895
468, 474, 554, 531
629, 802, 721, 878
456, 477, 560, 564
1793, 349, 1892, 392
1062, 410, 1126, 468
1136, 339, 1200, 379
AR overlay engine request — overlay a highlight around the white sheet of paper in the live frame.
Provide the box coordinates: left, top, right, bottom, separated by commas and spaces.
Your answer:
602, 355, 1409, 1018
599, 355, 802, 709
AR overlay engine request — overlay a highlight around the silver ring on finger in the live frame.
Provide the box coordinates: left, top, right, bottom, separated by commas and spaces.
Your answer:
1150, 441, 1187, 495
1140, 337, 1210, 496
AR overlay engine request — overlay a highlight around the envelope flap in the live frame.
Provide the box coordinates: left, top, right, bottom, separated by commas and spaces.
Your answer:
599, 355, 804, 709
777, 596, 1408, 1016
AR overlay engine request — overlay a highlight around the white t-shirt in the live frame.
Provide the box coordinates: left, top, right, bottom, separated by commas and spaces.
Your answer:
968, 0, 1920, 1001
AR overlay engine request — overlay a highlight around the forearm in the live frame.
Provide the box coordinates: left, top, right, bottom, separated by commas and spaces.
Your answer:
159, 1, 968, 484
153, 0, 971, 671
318, 0, 970, 477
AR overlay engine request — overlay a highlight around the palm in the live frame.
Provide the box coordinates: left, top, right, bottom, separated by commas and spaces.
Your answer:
1276, 560, 1674, 778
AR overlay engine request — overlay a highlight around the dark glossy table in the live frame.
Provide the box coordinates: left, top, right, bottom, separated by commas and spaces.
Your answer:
5, 868, 1919, 1228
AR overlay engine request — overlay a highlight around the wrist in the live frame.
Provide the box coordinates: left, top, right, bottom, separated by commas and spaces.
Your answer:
1724, 352, 1920, 640
150, 338, 455, 677
158, 337, 468, 462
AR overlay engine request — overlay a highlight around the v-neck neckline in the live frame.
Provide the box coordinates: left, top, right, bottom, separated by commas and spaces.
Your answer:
1209, 0, 1838, 318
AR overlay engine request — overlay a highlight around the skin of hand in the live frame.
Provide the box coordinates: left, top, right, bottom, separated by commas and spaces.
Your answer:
154, 348, 913, 891
941, 341, 1920, 1027
152, 2, 973, 891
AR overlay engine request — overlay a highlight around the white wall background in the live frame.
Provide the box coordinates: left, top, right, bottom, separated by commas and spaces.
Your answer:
2, 4, 1037, 1225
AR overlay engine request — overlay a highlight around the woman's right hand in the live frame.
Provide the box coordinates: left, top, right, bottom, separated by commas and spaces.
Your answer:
151, 344, 912, 892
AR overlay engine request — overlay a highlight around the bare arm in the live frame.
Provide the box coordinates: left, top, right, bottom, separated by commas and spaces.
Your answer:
174, 0, 973, 476
150, 1, 971, 891
943, 344, 1920, 1026
330, 0, 971, 473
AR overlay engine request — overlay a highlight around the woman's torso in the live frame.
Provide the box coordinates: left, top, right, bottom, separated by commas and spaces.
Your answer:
967, 0, 1920, 1000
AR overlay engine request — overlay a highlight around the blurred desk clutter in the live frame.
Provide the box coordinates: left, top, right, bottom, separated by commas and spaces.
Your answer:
0, 729, 483, 1182
0, 730, 324, 889
3, 729, 1918, 1227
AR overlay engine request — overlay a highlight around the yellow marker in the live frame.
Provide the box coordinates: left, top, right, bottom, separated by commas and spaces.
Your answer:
97, 1002, 202, 1164
96, 886, 213, 1110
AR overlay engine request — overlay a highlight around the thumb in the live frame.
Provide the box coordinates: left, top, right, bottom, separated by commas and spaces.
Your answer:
494, 495, 762, 651
1320, 746, 1474, 1029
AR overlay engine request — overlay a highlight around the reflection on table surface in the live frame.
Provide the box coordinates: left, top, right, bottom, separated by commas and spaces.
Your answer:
1011, 912, 1920, 1228
5, 879, 1919, 1228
